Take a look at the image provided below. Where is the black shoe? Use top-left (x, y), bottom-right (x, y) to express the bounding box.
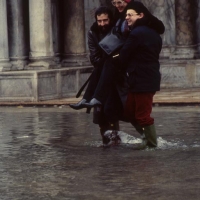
top-left (69, 99), bottom-right (87, 110)
top-left (83, 98), bottom-right (101, 108)
top-left (103, 130), bottom-right (121, 147)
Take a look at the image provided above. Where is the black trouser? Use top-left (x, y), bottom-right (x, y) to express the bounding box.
top-left (103, 86), bottom-right (123, 123)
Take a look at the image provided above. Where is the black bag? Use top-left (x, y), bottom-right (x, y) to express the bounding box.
top-left (99, 20), bottom-right (126, 55)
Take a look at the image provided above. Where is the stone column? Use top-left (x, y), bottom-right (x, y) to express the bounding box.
top-left (84, 0), bottom-right (101, 52)
top-left (160, 0), bottom-right (176, 59)
top-left (170, 0), bottom-right (196, 59)
top-left (28, 0), bottom-right (57, 69)
top-left (7, 0), bottom-right (29, 70)
top-left (62, 0), bottom-right (88, 67)
top-left (0, 0), bottom-right (12, 71)
top-left (195, 0), bottom-right (200, 58)
top-left (52, 0), bottom-right (61, 63)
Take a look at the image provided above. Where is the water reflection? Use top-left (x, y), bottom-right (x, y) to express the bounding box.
top-left (1, 106), bottom-right (199, 149)
top-left (0, 106), bottom-right (199, 199)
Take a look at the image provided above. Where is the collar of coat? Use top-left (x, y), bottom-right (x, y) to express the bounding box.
top-left (90, 22), bottom-right (99, 34)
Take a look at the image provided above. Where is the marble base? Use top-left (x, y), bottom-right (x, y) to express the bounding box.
top-left (61, 54), bottom-right (90, 67)
top-left (0, 66), bottom-right (92, 102)
top-left (26, 61), bottom-right (60, 70)
top-left (160, 46), bottom-right (173, 59)
top-left (0, 62), bottom-right (12, 71)
top-left (10, 59), bottom-right (28, 70)
top-left (1, 60), bottom-right (200, 102)
top-left (170, 46), bottom-right (197, 59)
top-left (160, 59), bottom-right (200, 88)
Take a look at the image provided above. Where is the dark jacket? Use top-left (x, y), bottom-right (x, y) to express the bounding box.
top-left (83, 22), bottom-right (110, 101)
top-left (87, 22), bottom-right (110, 68)
top-left (119, 25), bottom-right (162, 92)
top-left (86, 22), bottom-right (118, 124)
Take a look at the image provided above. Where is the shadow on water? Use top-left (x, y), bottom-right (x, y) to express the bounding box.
top-left (0, 106), bottom-right (200, 200)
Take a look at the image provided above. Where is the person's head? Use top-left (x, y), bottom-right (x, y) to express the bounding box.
top-left (125, 1), bottom-right (151, 27)
top-left (111, 0), bottom-right (131, 13)
top-left (95, 6), bottom-right (113, 32)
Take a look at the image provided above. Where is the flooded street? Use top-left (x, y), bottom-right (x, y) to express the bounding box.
top-left (0, 106), bottom-right (200, 200)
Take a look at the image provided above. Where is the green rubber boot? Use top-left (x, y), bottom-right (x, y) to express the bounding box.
top-left (132, 123), bottom-right (148, 149)
top-left (132, 124), bottom-right (157, 149)
top-left (143, 124), bottom-right (157, 148)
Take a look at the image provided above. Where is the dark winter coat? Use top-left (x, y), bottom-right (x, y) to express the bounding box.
top-left (87, 22), bottom-right (110, 68)
top-left (86, 22), bottom-right (117, 124)
top-left (119, 25), bottom-right (162, 92)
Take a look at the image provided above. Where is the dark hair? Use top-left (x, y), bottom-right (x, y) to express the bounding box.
top-left (126, 1), bottom-right (150, 17)
top-left (126, 1), bottom-right (165, 34)
top-left (95, 6), bottom-right (113, 22)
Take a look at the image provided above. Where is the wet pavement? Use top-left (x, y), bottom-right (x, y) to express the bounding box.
top-left (0, 106), bottom-right (200, 200)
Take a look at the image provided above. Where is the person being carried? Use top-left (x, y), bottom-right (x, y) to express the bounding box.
top-left (69, 6), bottom-right (113, 110)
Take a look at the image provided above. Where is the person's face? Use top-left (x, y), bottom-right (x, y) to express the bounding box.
top-left (111, 0), bottom-right (128, 13)
top-left (96, 13), bottom-right (111, 32)
top-left (125, 9), bottom-right (143, 27)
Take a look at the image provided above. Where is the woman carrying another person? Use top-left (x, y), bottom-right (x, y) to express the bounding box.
top-left (84, 1), bottom-right (163, 149)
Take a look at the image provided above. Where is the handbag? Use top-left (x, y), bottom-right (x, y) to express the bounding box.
top-left (99, 20), bottom-right (127, 55)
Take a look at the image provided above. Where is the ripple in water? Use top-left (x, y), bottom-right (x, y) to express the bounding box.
top-left (86, 130), bottom-right (191, 150)
top-left (118, 132), bottom-right (188, 150)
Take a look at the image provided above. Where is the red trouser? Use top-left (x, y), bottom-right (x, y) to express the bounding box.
top-left (124, 92), bottom-right (155, 127)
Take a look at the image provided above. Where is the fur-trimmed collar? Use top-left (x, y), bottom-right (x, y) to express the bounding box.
top-left (90, 22), bottom-right (99, 34)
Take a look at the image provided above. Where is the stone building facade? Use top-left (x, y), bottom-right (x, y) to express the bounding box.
top-left (0, 0), bottom-right (200, 101)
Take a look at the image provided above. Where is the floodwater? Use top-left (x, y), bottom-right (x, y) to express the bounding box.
top-left (0, 106), bottom-right (200, 200)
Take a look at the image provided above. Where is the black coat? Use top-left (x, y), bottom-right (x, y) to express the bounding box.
top-left (86, 22), bottom-right (121, 124)
top-left (82, 23), bottom-right (109, 101)
top-left (87, 22), bottom-right (109, 68)
top-left (119, 25), bottom-right (162, 92)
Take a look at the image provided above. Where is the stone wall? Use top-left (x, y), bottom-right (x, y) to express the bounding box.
top-left (0, 0), bottom-right (200, 102)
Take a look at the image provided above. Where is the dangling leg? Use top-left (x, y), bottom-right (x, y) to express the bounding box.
top-left (84, 58), bottom-right (117, 108)
top-left (69, 66), bottom-right (102, 110)
top-left (69, 99), bottom-right (87, 110)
